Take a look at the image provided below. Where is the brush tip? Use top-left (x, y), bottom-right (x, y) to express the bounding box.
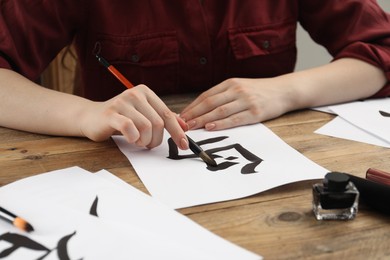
top-left (14, 217), bottom-right (34, 232)
top-left (200, 151), bottom-right (217, 167)
top-left (25, 223), bottom-right (34, 232)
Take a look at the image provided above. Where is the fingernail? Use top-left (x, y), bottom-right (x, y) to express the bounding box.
top-left (176, 116), bottom-right (189, 131)
top-left (180, 137), bottom-right (189, 150)
top-left (205, 123), bottom-right (216, 130)
top-left (187, 120), bottom-right (196, 129)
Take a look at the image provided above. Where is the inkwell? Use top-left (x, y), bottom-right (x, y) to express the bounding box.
top-left (312, 172), bottom-right (359, 220)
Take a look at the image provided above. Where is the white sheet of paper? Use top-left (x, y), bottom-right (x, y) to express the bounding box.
top-left (0, 167), bottom-right (260, 260)
top-left (93, 170), bottom-right (260, 260)
top-left (328, 98), bottom-right (390, 143)
top-left (315, 116), bottom-right (390, 148)
top-left (0, 204), bottom-right (198, 260)
top-left (113, 124), bottom-right (327, 209)
top-left (311, 106), bottom-right (335, 114)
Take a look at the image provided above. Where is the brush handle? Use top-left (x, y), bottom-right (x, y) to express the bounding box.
top-left (187, 135), bottom-right (202, 155)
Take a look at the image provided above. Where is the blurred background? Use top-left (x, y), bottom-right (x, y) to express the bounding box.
top-left (296, 0), bottom-right (390, 71)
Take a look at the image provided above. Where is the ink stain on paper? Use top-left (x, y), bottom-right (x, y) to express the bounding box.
top-left (167, 136), bottom-right (263, 174)
top-left (0, 231), bottom-right (78, 259)
top-left (379, 110), bottom-right (390, 117)
top-left (89, 196), bottom-right (99, 217)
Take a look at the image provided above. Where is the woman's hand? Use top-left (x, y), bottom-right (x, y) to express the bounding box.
top-left (180, 77), bottom-right (293, 131)
top-left (79, 85), bottom-right (189, 149)
top-left (180, 59), bottom-right (387, 131)
top-left (0, 69), bottom-right (188, 150)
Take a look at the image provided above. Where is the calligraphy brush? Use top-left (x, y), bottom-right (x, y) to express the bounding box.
top-left (186, 135), bottom-right (217, 166)
top-left (0, 206), bottom-right (34, 232)
top-left (95, 54), bottom-right (217, 167)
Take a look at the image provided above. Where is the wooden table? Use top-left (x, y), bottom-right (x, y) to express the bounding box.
top-left (1, 95), bottom-right (390, 259)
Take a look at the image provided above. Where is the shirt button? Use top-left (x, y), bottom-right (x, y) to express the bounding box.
top-left (199, 57), bottom-right (208, 65)
top-left (262, 40), bottom-right (270, 50)
top-left (131, 54), bottom-right (140, 63)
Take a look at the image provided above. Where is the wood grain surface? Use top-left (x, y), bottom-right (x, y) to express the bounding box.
top-left (1, 95), bottom-right (389, 259)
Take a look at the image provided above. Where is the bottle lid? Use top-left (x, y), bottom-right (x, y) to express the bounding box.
top-left (324, 172), bottom-right (350, 191)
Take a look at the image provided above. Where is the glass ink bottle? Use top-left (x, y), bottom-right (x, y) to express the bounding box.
top-left (312, 172), bottom-right (359, 220)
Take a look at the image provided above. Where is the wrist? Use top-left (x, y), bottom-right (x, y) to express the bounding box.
top-left (271, 73), bottom-right (309, 113)
top-left (76, 100), bottom-right (99, 139)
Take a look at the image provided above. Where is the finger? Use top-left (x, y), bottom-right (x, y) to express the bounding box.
top-left (109, 113), bottom-right (140, 143)
top-left (144, 89), bottom-right (188, 150)
top-left (133, 100), bottom-right (165, 149)
top-left (204, 110), bottom-right (260, 131)
top-left (156, 104), bottom-right (189, 150)
top-left (181, 92), bottom-right (235, 126)
top-left (186, 97), bottom-right (245, 129)
top-left (113, 104), bottom-right (154, 147)
top-left (181, 81), bottom-right (227, 114)
top-left (117, 87), bottom-right (162, 148)
top-left (176, 114), bottom-right (189, 131)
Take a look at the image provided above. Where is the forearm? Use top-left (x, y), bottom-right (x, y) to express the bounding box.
top-left (282, 58), bottom-right (387, 111)
top-left (0, 68), bottom-right (91, 137)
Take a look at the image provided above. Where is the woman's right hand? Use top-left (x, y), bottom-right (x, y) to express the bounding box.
top-left (79, 84), bottom-right (189, 150)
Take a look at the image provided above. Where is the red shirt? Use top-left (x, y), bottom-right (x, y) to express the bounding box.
top-left (1, 0), bottom-right (390, 101)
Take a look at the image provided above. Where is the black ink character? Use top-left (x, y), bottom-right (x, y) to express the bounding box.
top-left (167, 136), bottom-right (263, 174)
top-left (89, 196), bottom-right (99, 217)
top-left (379, 110), bottom-right (390, 117)
top-left (0, 231), bottom-right (80, 260)
top-left (0, 195), bottom-right (101, 259)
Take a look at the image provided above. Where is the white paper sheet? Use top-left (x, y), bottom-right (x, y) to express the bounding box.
top-left (315, 116), bottom-right (390, 148)
top-left (0, 167), bottom-right (261, 260)
top-left (113, 124), bottom-right (327, 209)
top-left (328, 98), bottom-right (390, 143)
top-left (311, 106), bottom-right (336, 114)
top-left (313, 99), bottom-right (390, 148)
top-left (93, 170), bottom-right (260, 259)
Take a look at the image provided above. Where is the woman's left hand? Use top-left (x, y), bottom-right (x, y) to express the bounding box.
top-left (180, 77), bottom-right (293, 131)
top-left (180, 59), bottom-right (388, 131)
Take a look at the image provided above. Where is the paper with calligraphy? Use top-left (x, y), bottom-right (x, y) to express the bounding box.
top-left (0, 167), bottom-right (260, 260)
top-left (314, 98), bottom-right (390, 147)
top-left (113, 124), bottom-right (327, 209)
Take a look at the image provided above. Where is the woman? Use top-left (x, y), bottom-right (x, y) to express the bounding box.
top-left (0, 0), bottom-right (389, 150)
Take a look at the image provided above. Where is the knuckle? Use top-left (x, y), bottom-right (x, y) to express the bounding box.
top-left (119, 121), bottom-right (139, 143)
top-left (138, 84), bottom-right (155, 96)
top-left (226, 77), bottom-right (239, 85)
top-left (110, 97), bottom-right (125, 109)
top-left (137, 84), bottom-right (149, 90)
top-left (203, 96), bottom-right (215, 107)
top-left (123, 89), bottom-right (144, 102)
top-left (161, 109), bottom-right (175, 120)
top-left (216, 105), bottom-right (229, 117)
top-left (248, 100), bottom-right (262, 116)
top-left (231, 115), bottom-right (243, 125)
top-left (232, 85), bottom-right (247, 95)
top-left (198, 91), bottom-right (208, 100)
top-left (137, 121), bottom-right (152, 134)
top-left (151, 117), bottom-right (165, 130)
top-left (249, 106), bottom-right (261, 117)
top-left (118, 120), bottom-right (131, 132)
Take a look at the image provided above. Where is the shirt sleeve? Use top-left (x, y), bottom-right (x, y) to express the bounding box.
top-left (0, 1), bottom-right (84, 81)
top-left (298, 0), bottom-right (390, 97)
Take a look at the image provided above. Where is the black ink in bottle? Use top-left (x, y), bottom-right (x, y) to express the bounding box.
top-left (312, 172), bottom-right (359, 220)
